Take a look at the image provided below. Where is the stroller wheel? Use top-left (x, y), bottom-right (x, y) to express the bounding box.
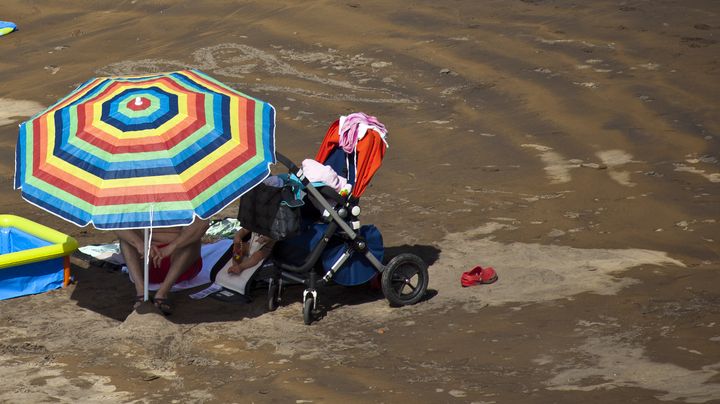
top-left (303, 296), bottom-right (315, 325)
top-left (381, 253), bottom-right (429, 307)
top-left (268, 281), bottom-right (280, 312)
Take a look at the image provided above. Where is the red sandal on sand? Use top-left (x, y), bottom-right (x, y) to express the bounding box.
top-left (461, 266), bottom-right (498, 287)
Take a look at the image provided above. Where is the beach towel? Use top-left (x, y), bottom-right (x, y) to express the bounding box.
top-left (80, 239), bottom-right (232, 292)
top-left (127, 239), bottom-right (231, 291)
top-left (301, 158), bottom-right (348, 192)
top-left (210, 232), bottom-right (273, 296)
top-left (338, 112), bottom-right (387, 153)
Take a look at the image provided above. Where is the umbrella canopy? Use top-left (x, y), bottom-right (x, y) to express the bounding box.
top-left (14, 69), bottom-right (276, 230)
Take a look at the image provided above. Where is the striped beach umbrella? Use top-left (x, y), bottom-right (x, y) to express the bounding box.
top-left (14, 69), bottom-right (276, 230)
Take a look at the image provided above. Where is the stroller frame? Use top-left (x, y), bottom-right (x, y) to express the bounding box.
top-left (264, 153), bottom-right (429, 324)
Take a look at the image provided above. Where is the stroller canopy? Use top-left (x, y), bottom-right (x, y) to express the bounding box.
top-left (314, 119), bottom-right (387, 199)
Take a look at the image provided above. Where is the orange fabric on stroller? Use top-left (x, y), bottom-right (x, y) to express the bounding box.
top-left (313, 119), bottom-right (387, 199)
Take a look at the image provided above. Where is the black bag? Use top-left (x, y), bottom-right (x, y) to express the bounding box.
top-left (238, 182), bottom-right (301, 240)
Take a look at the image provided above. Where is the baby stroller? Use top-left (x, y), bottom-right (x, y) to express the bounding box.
top-left (235, 118), bottom-right (429, 324)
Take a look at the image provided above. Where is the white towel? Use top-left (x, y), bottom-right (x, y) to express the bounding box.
top-left (125, 239), bottom-right (233, 292)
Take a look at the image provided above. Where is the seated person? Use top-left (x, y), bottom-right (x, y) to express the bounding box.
top-left (209, 227), bottom-right (274, 297)
top-left (228, 227), bottom-right (275, 275)
top-left (115, 219), bottom-right (210, 314)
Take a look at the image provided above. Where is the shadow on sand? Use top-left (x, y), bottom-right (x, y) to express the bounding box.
top-left (69, 243), bottom-right (441, 325)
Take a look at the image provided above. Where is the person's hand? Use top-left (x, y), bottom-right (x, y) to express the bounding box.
top-left (227, 261), bottom-right (247, 275)
top-left (151, 243), bottom-right (176, 269)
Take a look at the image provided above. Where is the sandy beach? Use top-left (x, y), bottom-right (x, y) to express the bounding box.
top-left (1, 0), bottom-right (719, 402)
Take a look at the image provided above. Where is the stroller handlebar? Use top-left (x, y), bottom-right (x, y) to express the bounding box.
top-left (276, 151), bottom-right (348, 204)
top-left (275, 152), bottom-right (298, 172)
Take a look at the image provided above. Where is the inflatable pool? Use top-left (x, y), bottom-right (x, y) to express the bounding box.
top-left (0, 215), bottom-right (78, 300)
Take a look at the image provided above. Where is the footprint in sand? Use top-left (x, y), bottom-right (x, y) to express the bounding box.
top-left (521, 144), bottom-right (639, 187)
top-left (596, 149), bottom-right (637, 187)
top-left (674, 154), bottom-right (720, 183)
top-left (521, 144), bottom-right (574, 184)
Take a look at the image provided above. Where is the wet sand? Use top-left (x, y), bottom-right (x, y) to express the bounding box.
top-left (1, 0), bottom-right (719, 402)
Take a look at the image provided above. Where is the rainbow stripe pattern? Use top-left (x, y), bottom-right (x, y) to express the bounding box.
top-left (15, 69), bottom-right (276, 229)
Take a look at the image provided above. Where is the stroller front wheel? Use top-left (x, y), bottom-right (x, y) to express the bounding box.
top-left (381, 253), bottom-right (429, 307)
top-left (268, 281), bottom-right (280, 312)
top-left (303, 296), bottom-right (315, 325)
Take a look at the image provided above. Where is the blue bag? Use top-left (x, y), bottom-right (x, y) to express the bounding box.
top-left (274, 223), bottom-right (383, 286)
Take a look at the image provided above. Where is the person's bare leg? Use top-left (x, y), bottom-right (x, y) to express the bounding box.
top-left (153, 238), bottom-right (202, 302)
top-left (116, 229), bottom-right (146, 300)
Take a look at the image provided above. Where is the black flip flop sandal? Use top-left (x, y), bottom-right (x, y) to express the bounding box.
top-left (152, 297), bottom-right (173, 315)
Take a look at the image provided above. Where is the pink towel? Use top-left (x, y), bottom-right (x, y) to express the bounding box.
top-left (301, 159), bottom-right (348, 192)
top-left (338, 112), bottom-right (387, 153)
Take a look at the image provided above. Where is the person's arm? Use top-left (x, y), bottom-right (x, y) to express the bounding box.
top-left (173, 219), bottom-right (210, 249)
top-left (228, 240), bottom-right (275, 274)
top-left (151, 219), bottom-right (210, 268)
top-left (232, 227), bottom-right (251, 260)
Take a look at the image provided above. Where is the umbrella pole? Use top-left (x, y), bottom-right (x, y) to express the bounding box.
top-left (143, 228), bottom-right (150, 302)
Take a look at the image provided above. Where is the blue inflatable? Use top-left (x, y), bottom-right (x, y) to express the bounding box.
top-left (0, 215), bottom-right (78, 300)
top-left (0, 21), bottom-right (17, 37)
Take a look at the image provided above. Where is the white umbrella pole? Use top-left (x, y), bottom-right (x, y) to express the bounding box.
top-left (143, 228), bottom-right (150, 302)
